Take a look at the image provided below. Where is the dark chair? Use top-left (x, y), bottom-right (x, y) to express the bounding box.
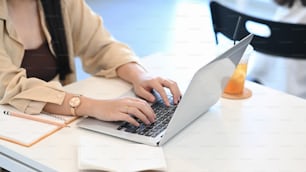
top-left (209, 1), bottom-right (306, 59)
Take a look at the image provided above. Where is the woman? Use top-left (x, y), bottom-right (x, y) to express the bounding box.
top-left (247, 0), bottom-right (306, 99)
top-left (0, 0), bottom-right (181, 126)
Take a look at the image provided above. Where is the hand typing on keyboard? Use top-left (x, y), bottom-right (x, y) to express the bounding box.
top-left (117, 95), bottom-right (177, 137)
top-left (89, 66), bottom-right (182, 127)
top-left (130, 74), bottom-right (182, 107)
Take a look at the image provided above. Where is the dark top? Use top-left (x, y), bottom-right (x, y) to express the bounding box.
top-left (21, 42), bottom-right (58, 82)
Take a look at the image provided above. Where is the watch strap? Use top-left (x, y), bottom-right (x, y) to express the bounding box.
top-left (69, 95), bottom-right (81, 116)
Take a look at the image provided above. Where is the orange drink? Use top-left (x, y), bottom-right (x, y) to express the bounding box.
top-left (224, 63), bottom-right (247, 95)
top-left (222, 45), bottom-right (253, 99)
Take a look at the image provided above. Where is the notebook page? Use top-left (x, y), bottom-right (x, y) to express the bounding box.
top-left (0, 104), bottom-right (78, 126)
top-left (36, 113), bottom-right (78, 125)
top-left (0, 114), bottom-right (58, 147)
top-left (78, 135), bottom-right (167, 171)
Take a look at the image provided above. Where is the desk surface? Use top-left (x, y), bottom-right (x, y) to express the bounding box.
top-left (1, 51), bottom-right (306, 171)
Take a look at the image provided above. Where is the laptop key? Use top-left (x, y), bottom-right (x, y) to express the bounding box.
top-left (124, 125), bottom-right (138, 133)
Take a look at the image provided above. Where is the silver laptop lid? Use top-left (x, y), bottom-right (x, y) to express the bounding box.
top-left (159, 34), bottom-right (253, 145)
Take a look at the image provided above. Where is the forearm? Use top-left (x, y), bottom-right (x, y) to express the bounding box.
top-left (116, 62), bottom-right (147, 85)
top-left (43, 92), bottom-right (96, 117)
top-left (43, 91), bottom-right (155, 126)
top-left (43, 63), bottom-right (146, 117)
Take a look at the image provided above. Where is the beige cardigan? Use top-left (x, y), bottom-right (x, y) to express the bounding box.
top-left (0, 0), bottom-right (139, 114)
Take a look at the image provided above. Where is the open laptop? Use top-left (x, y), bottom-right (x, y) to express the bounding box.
top-left (77, 34), bottom-right (254, 146)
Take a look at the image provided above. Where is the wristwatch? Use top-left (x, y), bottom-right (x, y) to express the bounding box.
top-left (69, 95), bottom-right (82, 116)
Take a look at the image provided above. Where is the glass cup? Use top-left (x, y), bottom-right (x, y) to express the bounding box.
top-left (223, 45), bottom-right (253, 99)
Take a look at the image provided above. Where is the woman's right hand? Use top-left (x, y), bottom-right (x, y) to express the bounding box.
top-left (81, 96), bottom-right (156, 126)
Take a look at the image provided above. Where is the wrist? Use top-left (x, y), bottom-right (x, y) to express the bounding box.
top-left (69, 95), bottom-right (82, 116)
top-left (73, 96), bottom-right (97, 117)
top-left (117, 62), bottom-right (147, 84)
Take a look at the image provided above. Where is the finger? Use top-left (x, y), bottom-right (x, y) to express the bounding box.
top-left (154, 85), bottom-right (170, 106)
top-left (135, 87), bottom-right (156, 103)
top-left (161, 79), bottom-right (182, 104)
top-left (119, 112), bottom-right (140, 126)
top-left (131, 99), bottom-right (156, 122)
top-left (126, 106), bottom-right (152, 125)
top-left (134, 98), bottom-right (156, 117)
top-left (121, 98), bottom-right (155, 123)
top-left (169, 84), bottom-right (182, 105)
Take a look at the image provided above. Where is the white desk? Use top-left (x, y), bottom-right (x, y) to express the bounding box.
top-left (1, 52), bottom-right (306, 172)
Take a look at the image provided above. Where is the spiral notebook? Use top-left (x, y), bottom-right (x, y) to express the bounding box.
top-left (0, 105), bottom-right (78, 147)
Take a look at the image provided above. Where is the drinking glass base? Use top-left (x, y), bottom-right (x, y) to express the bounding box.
top-left (222, 88), bottom-right (252, 99)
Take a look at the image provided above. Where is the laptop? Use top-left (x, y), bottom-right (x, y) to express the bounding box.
top-left (77, 34), bottom-right (254, 146)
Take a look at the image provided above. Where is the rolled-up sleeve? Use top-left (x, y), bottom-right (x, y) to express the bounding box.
top-left (0, 50), bottom-right (65, 114)
top-left (0, 1), bottom-right (67, 114)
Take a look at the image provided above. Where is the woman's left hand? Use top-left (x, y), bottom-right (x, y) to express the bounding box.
top-left (132, 73), bottom-right (182, 106)
top-left (117, 62), bottom-right (182, 106)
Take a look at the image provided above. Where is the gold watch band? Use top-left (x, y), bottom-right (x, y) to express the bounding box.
top-left (71, 106), bottom-right (77, 116)
top-left (69, 95), bottom-right (82, 116)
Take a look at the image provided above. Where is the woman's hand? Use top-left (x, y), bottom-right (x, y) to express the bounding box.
top-left (132, 73), bottom-right (182, 106)
top-left (82, 96), bottom-right (156, 126)
top-left (117, 62), bottom-right (182, 106)
top-left (44, 93), bottom-right (156, 126)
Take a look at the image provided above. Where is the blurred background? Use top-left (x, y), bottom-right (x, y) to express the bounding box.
top-left (77, 0), bottom-right (278, 80)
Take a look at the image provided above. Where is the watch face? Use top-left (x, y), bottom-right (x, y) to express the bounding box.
top-left (70, 97), bottom-right (81, 107)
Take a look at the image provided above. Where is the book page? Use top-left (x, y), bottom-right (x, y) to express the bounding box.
top-left (0, 114), bottom-right (58, 147)
top-left (78, 135), bottom-right (167, 172)
top-left (0, 105), bottom-right (78, 126)
top-left (35, 113), bottom-right (78, 125)
top-left (0, 105), bottom-right (75, 147)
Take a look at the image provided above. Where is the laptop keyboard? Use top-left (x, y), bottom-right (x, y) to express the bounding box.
top-left (117, 95), bottom-right (177, 137)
